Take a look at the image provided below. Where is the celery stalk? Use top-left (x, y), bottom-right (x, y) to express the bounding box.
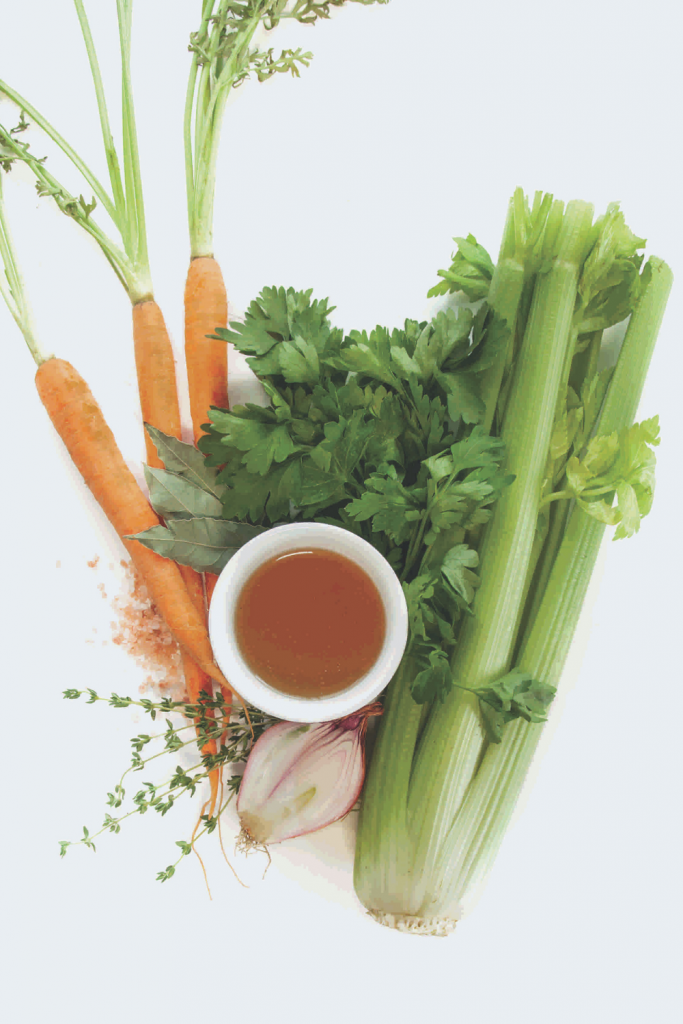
top-left (363, 256), bottom-right (672, 929)
top-left (481, 189), bottom-right (554, 432)
top-left (353, 657), bottom-right (423, 913)
top-left (404, 201), bottom-right (595, 894)
top-left (354, 192), bottom-right (670, 933)
top-left (355, 199), bottom-right (597, 923)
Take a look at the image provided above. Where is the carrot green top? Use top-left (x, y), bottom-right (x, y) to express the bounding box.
top-left (0, 0), bottom-right (153, 305)
top-left (184, 1), bottom-right (389, 259)
top-left (0, 172), bottom-right (47, 365)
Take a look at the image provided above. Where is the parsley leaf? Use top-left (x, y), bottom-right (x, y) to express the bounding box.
top-left (208, 407), bottom-right (302, 476)
top-left (216, 286), bottom-right (343, 384)
top-left (472, 669), bottom-right (557, 743)
top-left (440, 544), bottom-right (480, 605)
top-left (412, 648), bottom-right (453, 704)
top-left (346, 466), bottom-right (424, 544)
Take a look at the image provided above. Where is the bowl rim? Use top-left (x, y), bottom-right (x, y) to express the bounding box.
top-left (208, 522), bottom-right (408, 723)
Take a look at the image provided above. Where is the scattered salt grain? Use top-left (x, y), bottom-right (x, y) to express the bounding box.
top-left (110, 561), bottom-right (184, 697)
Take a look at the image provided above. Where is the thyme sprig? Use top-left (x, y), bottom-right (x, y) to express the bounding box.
top-left (60, 689), bottom-right (274, 880)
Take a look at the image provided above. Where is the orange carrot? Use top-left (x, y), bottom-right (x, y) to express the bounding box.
top-left (185, 257), bottom-right (232, 716)
top-left (35, 357), bottom-right (231, 693)
top-left (184, 256), bottom-right (229, 443)
top-left (205, 572), bottom-right (219, 605)
top-left (132, 300), bottom-right (182, 466)
top-left (179, 562), bottom-right (220, 814)
top-left (131, 297), bottom-right (223, 811)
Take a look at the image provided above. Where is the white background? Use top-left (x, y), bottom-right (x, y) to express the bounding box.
top-left (1, 2), bottom-right (681, 1022)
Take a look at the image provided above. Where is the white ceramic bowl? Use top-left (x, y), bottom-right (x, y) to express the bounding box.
top-left (208, 522), bottom-right (408, 723)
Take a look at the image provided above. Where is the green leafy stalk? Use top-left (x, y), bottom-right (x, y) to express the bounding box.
top-left (427, 190), bottom-right (556, 433)
top-left (426, 257), bottom-right (672, 918)
top-left (185, 1), bottom-right (270, 258)
top-left (353, 656), bottom-right (425, 911)
top-left (0, 78), bottom-right (117, 221)
top-left (479, 189), bottom-right (554, 431)
top-left (116, 0), bottom-right (151, 286)
top-left (353, 196), bottom-right (663, 930)
top-left (72, 0), bottom-right (127, 223)
top-left (399, 201), bottom-right (595, 905)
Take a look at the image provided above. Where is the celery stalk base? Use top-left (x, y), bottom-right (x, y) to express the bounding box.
top-left (367, 912), bottom-right (459, 937)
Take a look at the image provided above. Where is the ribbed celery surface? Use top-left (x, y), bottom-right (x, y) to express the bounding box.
top-left (354, 193), bottom-right (672, 932)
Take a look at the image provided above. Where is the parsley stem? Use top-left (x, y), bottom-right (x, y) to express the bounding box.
top-left (401, 511), bottom-right (430, 581)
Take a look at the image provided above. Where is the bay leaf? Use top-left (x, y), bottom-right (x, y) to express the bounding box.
top-left (128, 518), bottom-right (264, 573)
top-left (145, 425), bottom-right (224, 498)
top-left (144, 466), bottom-right (224, 519)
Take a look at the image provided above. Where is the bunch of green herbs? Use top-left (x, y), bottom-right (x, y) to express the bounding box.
top-left (135, 271), bottom-right (554, 732)
top-left (59, 688), bottom-right (274, 881)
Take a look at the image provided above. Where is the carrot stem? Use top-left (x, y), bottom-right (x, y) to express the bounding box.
top-left (73, 0), bottom-right (127, 222)
top-left (0, 1), bottom-right (154, 303)
top-left (0, 175), bottom-right (46, 364)
top-left (0, 77), bottom-right (117, 222)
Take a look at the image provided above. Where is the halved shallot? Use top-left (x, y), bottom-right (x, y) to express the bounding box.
top-left (236, 704), bottom-right (382, 849)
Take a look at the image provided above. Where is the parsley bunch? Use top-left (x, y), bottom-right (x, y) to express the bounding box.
top-left (193, 289), bottom-right (542, 716)
top-left (134, 287), bottom-right (531, 718)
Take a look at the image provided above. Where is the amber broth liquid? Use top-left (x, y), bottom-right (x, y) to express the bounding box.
top-left (234, 548), bottom-right (386, 698)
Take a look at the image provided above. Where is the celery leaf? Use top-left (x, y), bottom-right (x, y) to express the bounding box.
top-left (564, 417), bottom-right (660, 539)
top-left (427, 235), bottom-right (494, 300)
